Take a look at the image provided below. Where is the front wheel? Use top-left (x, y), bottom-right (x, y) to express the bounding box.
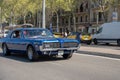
top-left (27, 46), bottom-right (39, 61)
top-left (87, 40), bottom-right (92, 45)
top-left (93, 39), bottom-right (98, 45)
top-left (62, 53), bottom-right (73, 59)
top-left (2, 44), bottom-right (10, 56)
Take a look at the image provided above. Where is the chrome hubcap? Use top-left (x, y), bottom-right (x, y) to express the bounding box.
top-left (3, 45), bottom-right (7, 55)
top-left (28, 47), bottom-right (33, 60)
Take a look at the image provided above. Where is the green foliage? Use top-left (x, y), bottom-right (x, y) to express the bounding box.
top-left (0, 0), bottom-right (77, 24)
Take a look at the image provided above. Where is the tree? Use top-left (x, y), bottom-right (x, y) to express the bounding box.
top-left (62, 0), bottom-right (80, 32)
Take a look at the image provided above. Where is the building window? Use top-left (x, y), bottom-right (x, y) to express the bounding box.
top-left (76, 8), bottom-right (78, 13)
top-left (70, 17), bottom-right (73, 24)
top-left (66, 19), bottom-right (68, 24)
top-left (62, 18), bottom-right (64, 25)
top-left (99, 12), bottom-right (102, 21)
top-left (85, 15), bottom-right (88, 22)
top-left (80, 3), bottom-right (84, 12)
top-left (76, 17), bottom-right (78, 23)
top-left (80, 16), bottom-right (83, 22)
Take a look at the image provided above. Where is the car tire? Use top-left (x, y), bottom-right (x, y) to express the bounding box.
top-left (93, 39), bottom-right (98, 45)
top-left (105, 43), bottom-right (109, 45)
top-left (27, 46), bottom-right (39, 61)
top-left (117, 39), bottom-right (120, 46)
top-left (87, 40), bottom-right (92, 45)
top-left (63, 53), bottom-right (73, 59)
top-left (2, 44), bottom-right (10, 56)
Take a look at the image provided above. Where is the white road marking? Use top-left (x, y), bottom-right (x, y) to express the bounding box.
top-left (74, 53), bottom-right (120, 61)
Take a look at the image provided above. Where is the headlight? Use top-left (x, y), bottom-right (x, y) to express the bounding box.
top-left (44, 44), bottom-right (50, 48)
top-left (43, 43), bottom-right (51, 49)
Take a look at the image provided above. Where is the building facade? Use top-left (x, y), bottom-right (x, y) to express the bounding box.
top-left (52, 0), bottom-right (120, 34)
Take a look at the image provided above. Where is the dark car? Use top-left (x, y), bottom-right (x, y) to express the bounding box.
top-left (0, 28), bottom-right (80, 61)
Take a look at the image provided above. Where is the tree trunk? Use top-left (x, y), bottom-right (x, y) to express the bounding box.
top-left (36, 10), bottom-right (38, 27)
top-left (68, 16), bottom-right (71, 31)
top-left (33, 15), bottom-right (36, 27)
top-left (107, 5), bottom-right (114, 22)
top-left (23, 15), bottom-right (26, 24)
top-left (73, 13), bottom-right (76, 32)
top-left (56, 13), bottom-right (59, 32)
top-left (0, 7), bottom-right (2, 32)
top-left (38, 11), bottom-right (41, 28)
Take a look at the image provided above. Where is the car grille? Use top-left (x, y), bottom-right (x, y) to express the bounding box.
top-left (62, 42), bottom-right (78, 48)
top-left (43, 42), bottom-right (60, 49)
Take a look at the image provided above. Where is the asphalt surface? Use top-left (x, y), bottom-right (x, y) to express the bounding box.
top-left (0, 44), bottom-right (120, 80)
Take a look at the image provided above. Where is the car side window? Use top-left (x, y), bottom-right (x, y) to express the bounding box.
top-left (11, 30), bottom-right (21, 39)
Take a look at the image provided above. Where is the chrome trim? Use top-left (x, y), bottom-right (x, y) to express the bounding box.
top-left (62, 42), bottom-right (79, 48)
top-left (39, 44), bottom-right (80, 51)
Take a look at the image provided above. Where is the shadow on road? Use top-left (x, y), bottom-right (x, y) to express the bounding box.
top-left (77, 50), bottom-right (120, 59)
top-left (0, 53), bottom-right (66, 62)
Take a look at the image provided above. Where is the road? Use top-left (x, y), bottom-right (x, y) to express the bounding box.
top-left (0, 44), bottom-right (120, 80)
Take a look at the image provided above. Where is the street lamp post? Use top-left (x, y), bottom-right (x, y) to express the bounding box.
top-left (0, 7), bottom-right (2, 32)
top-left (42, 0), bottom-right (46, 28)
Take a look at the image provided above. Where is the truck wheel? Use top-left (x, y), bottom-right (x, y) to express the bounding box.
top-left (2, 44), bottom-right (10, 56)
top-left (63, 53), bottom-right (73, 59)
top-left (93, 39), bottom-right (98, 45)
top-left (117, 40), bottom-right (120, 46)
top-left (27, 46), bottom-right (39, 61)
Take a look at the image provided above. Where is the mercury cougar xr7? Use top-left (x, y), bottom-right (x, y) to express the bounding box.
top-left (0, 28), bottom-right (80, 61)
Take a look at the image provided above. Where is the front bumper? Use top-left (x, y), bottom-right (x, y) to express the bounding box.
top-left (37, 50), bottom-right (75, 56)
top-left (81, 40), bottom-right (91, 43)
top-left (37, 45), bottom-right (80, 55)
top-left (40, 47), bottom-right (80, 51)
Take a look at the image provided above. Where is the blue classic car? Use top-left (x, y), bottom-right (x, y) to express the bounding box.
top-left (0, 28), bottom-right (80, 61)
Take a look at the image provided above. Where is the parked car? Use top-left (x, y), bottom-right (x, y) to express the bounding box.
top-left (53, 32), bottom-right (63, 38)
top-left (80, 33), bottom-right (92, 45)
top-left (0, 28), bottom-right (80, 61)
top-left (67, 32), bottom-right (81, 43)
top-left (92, 22), bottom-right (120, 46)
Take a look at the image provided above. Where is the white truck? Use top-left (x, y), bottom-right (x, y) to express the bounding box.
top-left (92, 22), bottom-right (120, 46)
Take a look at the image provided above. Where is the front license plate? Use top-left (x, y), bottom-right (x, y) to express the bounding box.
top-left (58, 51), bottom-right (64, 56)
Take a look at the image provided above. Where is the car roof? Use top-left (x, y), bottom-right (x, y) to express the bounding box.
top-left (13, 28), bottom-right (48, 31)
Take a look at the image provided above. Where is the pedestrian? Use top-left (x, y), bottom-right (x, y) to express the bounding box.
top-left (64, 32), bottom-right (68, 38)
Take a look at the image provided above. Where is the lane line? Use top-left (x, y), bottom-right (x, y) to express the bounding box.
top-left (74, 53), bottom-right (120, 61)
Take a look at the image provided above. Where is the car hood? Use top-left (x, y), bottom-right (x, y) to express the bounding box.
top-left (28, 37), bottom-right (79, 43)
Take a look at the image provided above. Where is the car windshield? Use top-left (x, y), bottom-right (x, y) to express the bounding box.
top-left (81, 33), bottom-right (91, 36)
top-left (23, 29), bottom-right (53, 38)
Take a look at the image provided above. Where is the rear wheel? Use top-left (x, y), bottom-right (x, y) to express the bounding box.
top-left (117, 39), bottom-right (120, 46)
top-left (27, 46), bottom-right (39, 61)
top-left (93, 39), bottom-right (98, 45)
top-left (63, 53), bottom-right (73, 59)
top-left (2, 44), bottom-right (10, 56)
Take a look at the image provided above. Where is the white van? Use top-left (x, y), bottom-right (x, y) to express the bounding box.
top-left (92, 22), bottom-right (120, 46)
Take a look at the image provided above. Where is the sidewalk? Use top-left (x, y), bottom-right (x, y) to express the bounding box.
top-left (80, 46), bottom-right (120, 55)
top-left (77, 46), bottom-right (120, 59)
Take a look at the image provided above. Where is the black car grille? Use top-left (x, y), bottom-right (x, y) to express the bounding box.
top-left (43, 42), bottom-right (60, 49)
top-left (62, 42), bottom-right (78, 48)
